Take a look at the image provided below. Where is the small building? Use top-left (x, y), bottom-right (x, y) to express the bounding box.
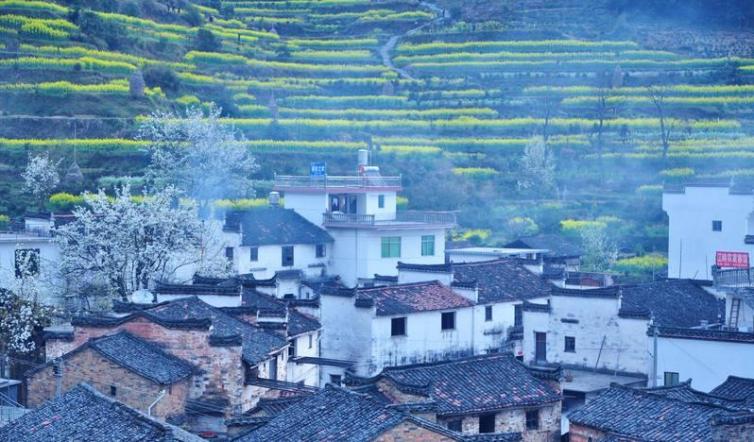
top-left (26, 331), bottom-right (197, 420)
top-left (663, 180), bottom-right (754, 281)
top-left (351, 353), bottom-right (562, 441)
top-left (505, 234), bottom-right (583, 272)
top-left (0, 383), bottom-right (202, 441)
top-left (232, 384), bottom-right (475, 442)
top-left (568, 383), bottom-right (754, 442)
top-left (320, 280), bottom-right (475, 378)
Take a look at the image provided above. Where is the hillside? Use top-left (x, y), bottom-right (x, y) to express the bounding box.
top-left (2, 0), bottom-right (754, 260)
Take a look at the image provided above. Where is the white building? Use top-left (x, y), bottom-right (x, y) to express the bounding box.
top-left (273, 151), bottom-right (455, 286)
top-left (663, 181), bottom-right (754, 281)
top-left (319, 280), bottom-right (476, 378)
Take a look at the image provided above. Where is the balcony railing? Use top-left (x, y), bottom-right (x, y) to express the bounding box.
top-left (322, 210), bottom-right (456, 227)
top-left (713, 267), bottom-right (754, 288)
top-left (274, 174), bottom-right (402, 190)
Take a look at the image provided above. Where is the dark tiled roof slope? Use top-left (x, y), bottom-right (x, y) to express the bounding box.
top-left (357, 281), bottom-right (474, 316)
top-left (505, 234), bottom-right (583, 258)
top-left (453, 259), bottom-right (552, 303)
top-left (645, 381), bottom-right (746, 409)
top-left (568, 385), bottom-right (736, 441)
top-left (241, 289), bottom-right (287, 314)
top-left (711, 376), bottom-right (754, 407)
top-left (0, 384), bottom-right (202, 442)
top-left (145, 297), bottom-right (287, 365)
top-left (288, 309), bottom-right (321, 336)
top-left (226, 207), bottom-right (333, 246)
top-left (89, 332), bottom-right (196, 385)
top-left (381, 353), bottom-right (560, 416)
top-left (620, 279), bottom-right (724, 327)
top-left (235, 385), bottom-right (463, 441)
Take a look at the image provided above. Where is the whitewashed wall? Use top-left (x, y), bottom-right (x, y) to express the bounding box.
top-left (0, 237), bottom-right (62, 306)
top-left (287, 331), bottom-right (320, 386)
top-left (155, 293), bottom-right (241, 307)
top-left (283, 193), bottom-right (328, 226)
top-left (233, 243), bottom-right (330, 280)
top-left (663, 186), bottom-right (754, 280)
top-left (319, 295), bottom-right (373, 368)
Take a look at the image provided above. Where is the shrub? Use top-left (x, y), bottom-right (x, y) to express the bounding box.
top-left (47, 192), bottom-right (85, 212)
top-left (194, 28), bottom-right (220, 52)
top-left (0, 214), bottom-right (9, 230)
top-left (143, 66), bottom-right (181, 93)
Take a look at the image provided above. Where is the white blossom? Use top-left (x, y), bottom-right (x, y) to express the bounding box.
top-left (517, 136), bottom-right (556, 194)
top-left (22, 152), bottom-right (60, 205)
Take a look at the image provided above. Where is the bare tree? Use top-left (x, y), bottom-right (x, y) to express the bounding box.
top-left (648, 85), bottom-right (674, 161)
top-left (538, 94), bottom-right (559, 146)
top-left (588, 87), bottom-right (622, 181)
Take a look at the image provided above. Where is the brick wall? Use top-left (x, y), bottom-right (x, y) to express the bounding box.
top-left (374, 420), bottom-right (455, 442)
top-left (568, 423), bottom-right (606, 442)
top-left (451, 403), bottom-right (560, 442)
top-left (712, 421), bottom-right (754, 442)
top-left (376, 378), bottom-right (431, 404)
top-left (26, 346), bottom-right (189, 419)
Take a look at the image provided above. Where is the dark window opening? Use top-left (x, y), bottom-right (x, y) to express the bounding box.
top-left (479, 413), bottom-right (495, 433)
top-left (514, 304), bottom-right (523, 328)
top-left (308, 334), bottom-right (313, 349)
top-left (378, 194), bottom-right (385, 208)
top-left (564, 336), bottom-right (576, 353)
top-left (712, 220), bottom-right (723, 232)
top-left (225, 247), bottom-right (234, 261)
top-left (441, 312), bottom-right (456, 331)
top-left (526, 410), bottom-right (539, 430)
top-left (244, 365), bottom-right (259, 385)
top-left (282, 246), bottom-right (294, 267)
top-left (447, 418), bottom-right (462, 432)
top-left (316, 244), bottom-right (326, 258)
top-left (535, 332), bottom-right (547, 362)
top-left (664, 372), bottom-right (680, 387)
top-left (269, 356), bottom-right (278, 380)
top-left (288, 340), bottom-right (296, 358)
top-left (330, 374), bottom-right (342, 386)
top-left (250, 247), bottom-right (258, 262)
top-left (110, 385), bottom-right (117, 397)
top-left (15, 248), bottom-right (40, 277)
top-left (391, 317), bottom-right (407, 336)
top-left (485, 305), bottom-right (493, 322)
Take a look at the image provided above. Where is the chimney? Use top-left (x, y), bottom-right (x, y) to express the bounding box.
top-left (268, 191), bottom-right (280, 207)
top-left (358, 149), bottom-right (369, 170)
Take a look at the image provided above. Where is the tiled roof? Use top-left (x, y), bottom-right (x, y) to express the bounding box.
top-left (645, 381), bottom-right (747, 409)
top-left (620, 279), bottom-right (724, 328)
top-left (87, 332), bottom-right (196, 385)
top-left (711, 376), bottom-right (754, 407)
top-left (654, 326), bottom-right (754, 344)
top-left (568, 385), bottom-right (738, 441)
top-left (453, 259), bottom-right (552, 304)
top-left (379, 353), bottom-right (561, 416)
top-left (234, 385), bottom-right (463, 441)
top-left (504, 234), bottom-right (583, 258)
top-left (241, 289), bottom-right (287, 315)
top-left (244, 395), bottom-right (312, 417)
top-left (356, 281), bottom-right (474, 316)
top-left (225, 208), bottom-right (333, 246)
top-left (0, 384), bottom-right (202, 442)
top-left (288, 309), bottom-right (321, 337)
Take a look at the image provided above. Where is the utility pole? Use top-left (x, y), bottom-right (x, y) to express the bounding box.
top-left (652, 323), bottom-right (658, 387)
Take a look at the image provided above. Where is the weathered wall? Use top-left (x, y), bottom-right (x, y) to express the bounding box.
top-left (374, 420), bottom-right (455, 442)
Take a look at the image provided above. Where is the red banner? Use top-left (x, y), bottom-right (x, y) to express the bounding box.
top-left (716, 251), bottom-right (750, 268)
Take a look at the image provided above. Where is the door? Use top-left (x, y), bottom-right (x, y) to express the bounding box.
top-left (535, 332), bottom-right (547, 362)
top-left (269, 355), bottom-right (278, 380)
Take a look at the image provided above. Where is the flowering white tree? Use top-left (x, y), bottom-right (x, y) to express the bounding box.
top-left (22, 152), bottom-right (60, 209)
top-left (517, 137), bottom-right (556, 195)
top-left (580, 225), bottom-right (618, 272)
top-left (54, 185), bottom-right (226, 302)
top-left (138, 105), bottom-right (258, 207)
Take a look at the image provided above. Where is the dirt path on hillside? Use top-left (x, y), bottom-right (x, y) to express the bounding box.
top-left (379, 1), bottom-right (448, 80)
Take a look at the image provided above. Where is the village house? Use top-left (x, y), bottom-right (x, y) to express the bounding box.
top-left (319, 280), bottom-right (476, 379)
top-left (567, 380), bottom-right (754, 442)
top-left (521, 279), bottom-right (723, 411)
top-left (41, 296), bottom-right (292, 433)
top-left (349, 353), bottom-right (562, 441)
top-left (273, 150), bottom-right (456, 286)
top-left (504, 234), bottom-right (583, 273)
top-left (0, 383), bottom-right (203, 442)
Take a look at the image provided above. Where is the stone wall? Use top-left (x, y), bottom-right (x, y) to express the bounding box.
top-left (26, 346), bottom-right (189, 419)
top-left (453, 403), bottom-right (560, 441)
top-left (568, 423), bottom-right (606, 442)
top-left (374, 420), bottom-right (455, 442)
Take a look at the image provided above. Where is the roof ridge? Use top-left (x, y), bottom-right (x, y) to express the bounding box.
top-left (382, 352), bottom-right (511, 372)
top-left (611, 384), bottom-right (742, 412)
top-left (357, 280), bottom-right (444, 292)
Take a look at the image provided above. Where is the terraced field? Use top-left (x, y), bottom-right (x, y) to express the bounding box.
top-left (1, 0), bottom-right (753, 255)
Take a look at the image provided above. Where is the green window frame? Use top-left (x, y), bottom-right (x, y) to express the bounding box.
top-left (381, 236), bottom-right (401, 258)
top-left (421, 235), bottom-right (435, 256)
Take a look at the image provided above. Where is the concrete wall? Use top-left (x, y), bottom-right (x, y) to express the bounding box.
top-left (283, 193), bottom-right (328, 226)
top-left (663, 187), bottom-right (754, 280)
top-left (653, 336), bottom-right (754, 391)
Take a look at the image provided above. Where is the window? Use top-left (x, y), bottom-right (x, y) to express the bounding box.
top-left (391, 317), bottom-right (407, 336)
top-left (421, 235), bottom-right (435, 256)
top-left (525, 410), bottom-right (539, 430)
top-left (14, 248), bottom-right (40, 277)
top-left (447, 419), bottom-right (462, 432)
top-left (288, 340), bottom-right (296, 358)
top-left (564, 336), bottom-right (576, 353)
top-left (514, 304), bottom-right (523, 327)
top-left (225, 247), bottom-right (234, 261)
top-left (479, 413), bottom-right (495, 433)
top-left (244, 365), bottom-right (259, 385)
top-left (330, 374), bottom-right (342, 386)
top-left (712, 220), bottom-right (723, 232)
top-left (316, 244), bottom-right (326, 258)
top-left (535, 332), bottom-right (547, 362)
top-left (282, 246), bottom-right (294, 267)
top-left (485, 305), bottom-right (493, 322)
top-left (269, 356), bottom-right (278, 380)
top-left (378, 194), bottom-right (385, 208)
top-left (109, 385), bottom-right (117, 397)
top-left (250, 247), bottom-right (258, 262)
top-left (441, 312), bottom-right (455, 331)
top-left (308, 334), bottom-right (313, 349)
top-left (381, 236), bottom-right (401, 258)
top-left (664, 372), bottom-right (680, 387)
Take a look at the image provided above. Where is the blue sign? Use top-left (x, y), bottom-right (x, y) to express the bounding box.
top-left (310, 162), bottom-right (326, 177)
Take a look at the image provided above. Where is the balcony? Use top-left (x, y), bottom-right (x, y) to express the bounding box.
top-left (713, 267), bottom-right (754, 288)
top-left (322, 211), bottom-right (457, 229)
top-left (273, 174), bottom-right (402, 192)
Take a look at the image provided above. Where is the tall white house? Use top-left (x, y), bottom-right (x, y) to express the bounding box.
top-left (273, 150), bottom-right (455, 286)
top-left (663, 181), bottom-right (754, 280)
